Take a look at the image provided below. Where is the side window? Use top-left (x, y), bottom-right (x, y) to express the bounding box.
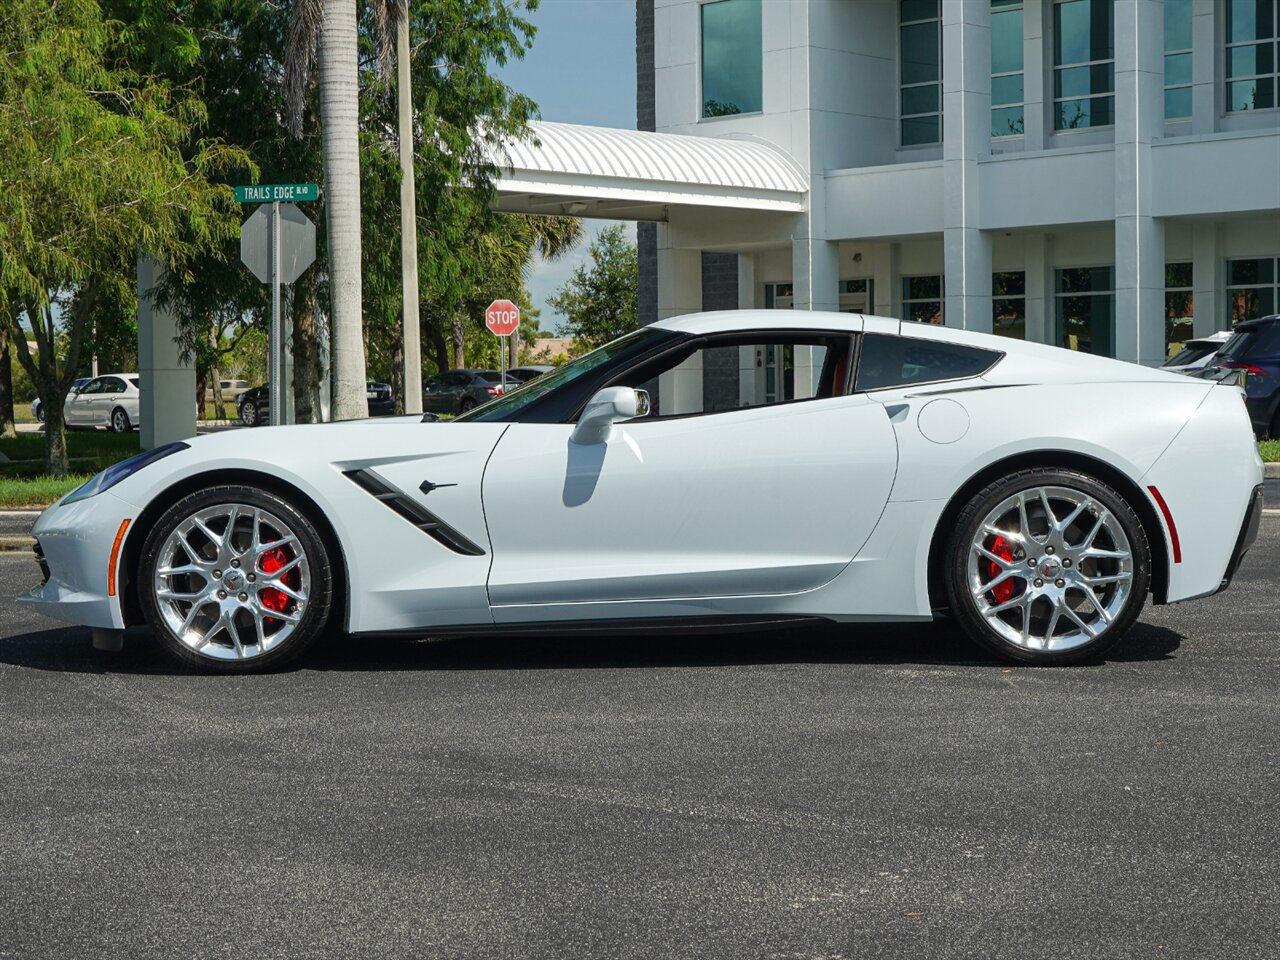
top-left (611, 333), bottom-right (854, 419)
top-left (103, 377), bottom-right (126, 393)
top-left (80, 378), bottom-right (104, 395)
top-left (855, 333), bottom-right (1001, 391)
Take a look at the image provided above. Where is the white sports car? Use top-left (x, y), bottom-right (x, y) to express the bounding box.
top-left (19, 311), bottom-right (1265, 672)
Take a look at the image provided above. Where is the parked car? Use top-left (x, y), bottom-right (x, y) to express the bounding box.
top-left (506, 365), bottom-right (554, 383)
top-left (31, 378), bottom-right (91, 423)
top-left (239, 382), bottom-right (396, 426)
top-left (204, 379), bottom-right (252, 404)
top-left (22, 311), bottom-right (1263, 672)
top-left (422, 369), bottom-right (508, 414)
top-left (33, 374), bottom-right (141, 432)
top-left (1162, 331), bottom-right (1232, 374)
top-left (1205, 314), bottom-right (1280, 438)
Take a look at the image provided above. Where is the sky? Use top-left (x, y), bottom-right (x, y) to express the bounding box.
top-left (494, 0), bottom-right (637, 336)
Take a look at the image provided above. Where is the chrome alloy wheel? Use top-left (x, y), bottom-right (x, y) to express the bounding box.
top-left (966, 485), bottom-right (1134, 652)
top-left (152, 503), bottom-right (310, 660)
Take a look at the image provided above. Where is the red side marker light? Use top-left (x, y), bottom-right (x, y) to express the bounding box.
top-left (1147, 486), bottom-right (1181, 564)
top-left (107, 519), bottom-right (131, 597)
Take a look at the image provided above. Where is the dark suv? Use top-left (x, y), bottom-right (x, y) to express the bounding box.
top-left (1212, 315), bottom-right (1280, 439)
top-left (422, 369), bottom-right (511, 414)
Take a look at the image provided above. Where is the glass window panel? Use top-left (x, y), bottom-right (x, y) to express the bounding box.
top-left (906, 301), bottom-right (944, 324)
top-left (1229, 42), bottom-right (1273, 78)
top-left (904, 275), bottom-right (942, 299)
top-left (1231, 288), bottom-right (1275, 322)
top-left (842, 279), bottom-right (869, 294)
top-left (1056, 266), bottom-right (1114, 293)
top-left (1055, 64), bottom-right (1092, 98)
top-left (901, 114), bottom-right (940, 145)
top-left (901, 83), bottom-right (940, 115)
top-left (1164, 0), bottom-right (1193, 50)
top-left (993, 299), bottom-right (1027, 339)
top-left (1230, 77), bottom-right (1275, 110)
top-left (992, 105), bottom-right (1025, 136)
top-left (1228, 0), bottom-right (1274, 42)
top-left (991, 7), bottom-right (1024, 74)
top-left (900, 0), bottom-right (939, 22)
top-left (901, 21), bottom-right (941, 84)
top-left (1055, 0), bottom-right (1113, 65)
top-left (1165, 86), bottom-right (1192, 118)
top-left (993, 271), bottom-right (1027, 296)
top-left (1164, 52), bottom-right (1192, 85)
top-left (1229, 258), bottom-right (1274, 284)
top-left (1091, 62), bottom-right (1115, 93)
top-left (992, 74), bottom-right (1024, 105)
top-left (1056, 96), bottom-right (1112, 129)
top-left (701, 0), bottom-right (763, 119)
top-left (1165, 262), bottom-right (1193, 288)
top-left (856, 335), bottom-right (998, 391)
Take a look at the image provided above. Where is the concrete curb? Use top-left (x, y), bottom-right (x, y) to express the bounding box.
top-left (0, 536), bottom-right (35, 552)
top-left (1266, 463), bottom-right (1280, 479)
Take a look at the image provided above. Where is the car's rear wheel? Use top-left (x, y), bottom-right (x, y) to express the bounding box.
top-left (139, 485), bottom-right (333, 672)
top-left (110, 407), bottom-right (131, 433)
top-left (35, 403), bottom-right (45, 423)
top-left (239, 400), bottom-right (258, 427)
top-left (945, 468), bottom-right (1151, 665)
top-left (460, 398), bottom-right (476, 413)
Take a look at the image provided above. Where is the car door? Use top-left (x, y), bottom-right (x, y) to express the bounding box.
top-left (65, 377), bottom-right (101, 424)
top-left (480, 330), bottom-right (899, 619)
top-left (94, 376), bottom-right (126, 425)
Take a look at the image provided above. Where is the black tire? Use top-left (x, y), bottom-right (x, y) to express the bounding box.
top-left (239, 401), bottom-right (258, 427)
top-left (35, 403), bottom-right (45, 423)
top-left (110, 407), bottom-right (131, 433)
top-left (138, 484), bottom-right (334, 673)
top-left (460, 397), bottom-right (476, 413)
top-left (944, 468), bottom-right (1151, 666)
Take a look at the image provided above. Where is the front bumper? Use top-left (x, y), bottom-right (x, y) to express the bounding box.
top-left (16, 490), bottom-right (133, 630)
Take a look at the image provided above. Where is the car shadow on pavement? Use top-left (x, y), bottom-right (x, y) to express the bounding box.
top-left (0, 618), bottom-right (1184, 675)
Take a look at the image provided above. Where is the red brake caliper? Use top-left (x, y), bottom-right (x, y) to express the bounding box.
top-left (259, 546), bottom-right (293, 623)
top-left (986, 535), bottom-right (1016, 604)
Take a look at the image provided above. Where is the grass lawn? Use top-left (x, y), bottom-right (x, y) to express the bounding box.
top-left (0, 431), bottom-right (140, 508)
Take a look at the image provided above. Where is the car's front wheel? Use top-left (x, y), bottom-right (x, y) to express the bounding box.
top-left (138, 485), bottom-right (333, 672)
top-left (239, 401), bottom-right (258, 427)
top-left (945, 468), bottom-right (1151, 665)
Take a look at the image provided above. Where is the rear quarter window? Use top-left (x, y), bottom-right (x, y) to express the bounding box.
top-left (856, 333), bottom-right (1002, 391)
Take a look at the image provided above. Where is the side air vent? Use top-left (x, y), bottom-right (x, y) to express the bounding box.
top-left (344, 469), bottom-right (486, 556)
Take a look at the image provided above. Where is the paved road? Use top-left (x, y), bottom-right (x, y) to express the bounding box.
top-left (1, 521), bottom-right (1277, 959)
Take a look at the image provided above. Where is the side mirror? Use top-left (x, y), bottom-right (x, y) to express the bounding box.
top-left (571, 386), bottom-right (643, 445)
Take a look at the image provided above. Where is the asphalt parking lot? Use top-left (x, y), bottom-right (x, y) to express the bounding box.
top-left (1, 516), bottom-right (1277, 959)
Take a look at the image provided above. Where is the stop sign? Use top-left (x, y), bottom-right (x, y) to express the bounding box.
top-left (485, 299), bottom-right (520, 337)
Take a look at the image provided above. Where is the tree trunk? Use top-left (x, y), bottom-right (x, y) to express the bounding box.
top-left (397, 6), bottom-right (423, 414)
top-left (0, 317), bottom-right (16, 440)
top-left (195, 370), bottom-right (208, 420)
top-left (427, 327), bottom-right (449, 375)
top-left (292, 272), bottom-right (322, 423)
top-left (43, 396), bottom-right (69, 478)
top-left (390, 335), bottom-right (404, 415)
top-left (319, 0), bottom-right (369, 421)
top-left (452, 317), bottom-right (465, 369)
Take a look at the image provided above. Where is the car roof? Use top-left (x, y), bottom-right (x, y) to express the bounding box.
top-left (1235, 314), bottom-right (1280, 330)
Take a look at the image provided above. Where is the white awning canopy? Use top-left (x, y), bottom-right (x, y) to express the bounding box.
top-left (490, 121), bottom-right (808, 221)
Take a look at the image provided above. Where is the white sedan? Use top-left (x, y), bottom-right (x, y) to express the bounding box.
top-left (19, 311), bottom-right (1265, 672)
top-left (32, 373), bottom-right (141, 432)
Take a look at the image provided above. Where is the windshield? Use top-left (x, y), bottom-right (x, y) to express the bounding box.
top-left (455, 328), bottom-right (671, 422)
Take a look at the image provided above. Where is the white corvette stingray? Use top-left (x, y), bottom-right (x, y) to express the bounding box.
top-left (20, 311), bottom-right (1265, 671)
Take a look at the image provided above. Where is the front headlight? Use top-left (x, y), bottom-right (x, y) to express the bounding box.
top-left (62, 441), bottom-right (190, 505)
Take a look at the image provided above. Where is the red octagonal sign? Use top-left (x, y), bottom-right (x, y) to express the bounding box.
top-left (485, 299), bottom-right (520, 337)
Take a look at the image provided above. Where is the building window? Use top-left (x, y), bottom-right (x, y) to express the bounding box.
top-left (992, 1), bottom-right (1025, 137)
top-left (900, 0), bottom-right (943, 145)
top-left (701, 0), bottom-right (763, 118)
top-left (839, 279), bottom-right (875, 313)
top-left (764, 282), bottom-right (793, 309)
top-left (1165, 262), bottom-right (1195, 356)
top-left (1055, 266), bottom-right (1115, 356)
top-left (1053, 0), bottom-right (1115, 129)
top-left (1227, 257), bottom-right (1279, 321)
top-left (902, 275), bottom-right (944, 324)
top-left (993, 271), bottom-right (1026, 339)
top-left (1226, 0), bottom-right (1278, 112)
top-left (1164, 0), bottom-right (1193, 119)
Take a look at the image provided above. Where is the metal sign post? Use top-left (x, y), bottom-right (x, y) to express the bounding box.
top-left (239, 185), bottom-right (318, 425)
top-left (485, 300), bottom-right (520, 396)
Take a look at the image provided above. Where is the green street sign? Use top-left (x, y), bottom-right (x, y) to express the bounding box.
top-left (234, 183), bottom-right (319, 203)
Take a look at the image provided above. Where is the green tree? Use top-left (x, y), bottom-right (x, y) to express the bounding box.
top-left (548, 225), bottom-right (639, 353)
top-left (0, 0), bottom-right (244, 475)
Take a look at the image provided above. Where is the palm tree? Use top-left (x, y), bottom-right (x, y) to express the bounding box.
top-left (285, 0), bottom-right (405, 421)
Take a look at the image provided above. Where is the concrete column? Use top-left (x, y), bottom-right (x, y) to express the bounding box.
top-left (737, 254), bottom-right (755, 309)
top-left (791, 233), bottom-right (839, 312)
top-left (1190, 0), bottom-right (1216, 136)
top-left (873, 243), bottom-right (900, 318)
top-left (137, 254), bottom-right (196, 450)
top-left (1114, 0), bottom-right (1167, 365)
top-left (1023, 0), bottom-right (1046, 151)
top-left (1023, 233), bottom-right (1051, 344)
top-left (943, 0), bottom-right (993, 331)
top-left (1192, 224), bottom-right (1224, 336)
top-left (655, 226), bottom-right (702, 320)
